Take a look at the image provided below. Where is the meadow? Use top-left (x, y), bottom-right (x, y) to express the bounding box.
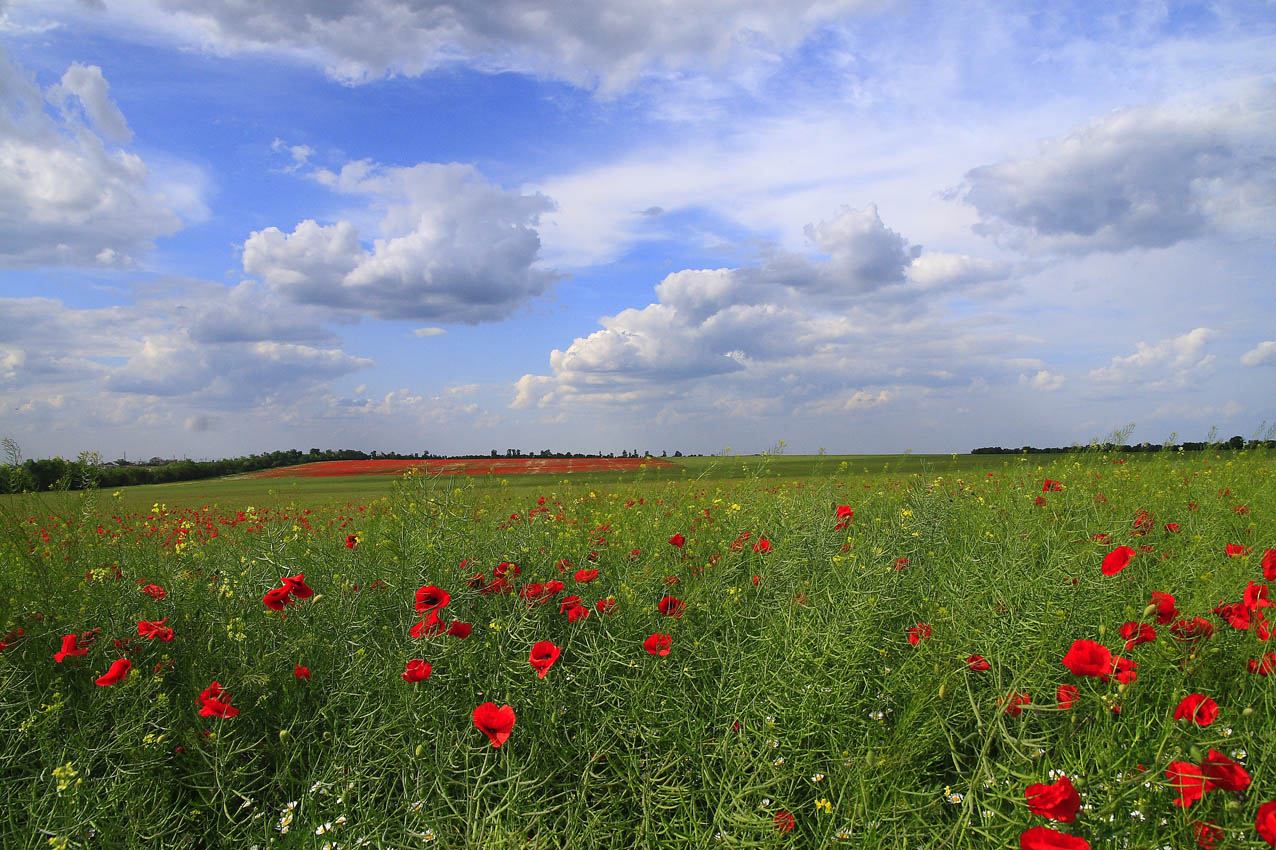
top-left (1, 449), bottom-right (1273, 849)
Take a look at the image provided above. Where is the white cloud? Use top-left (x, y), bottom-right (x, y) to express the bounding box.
top-left (0, 48), bottom-right (198, 267)
top-left (412, 326), bottom-right (446, 337)
top-left (1240, 340), bottom-right (1276, 367)
top-left (962, 85), bottom-right (1276, 253)
top-left (1087, 328), bottom-right (1216, 391)
top-left (243, 160), bottom-right (557, 322)
top-left (1020, 370), bottom-right (1065, 391)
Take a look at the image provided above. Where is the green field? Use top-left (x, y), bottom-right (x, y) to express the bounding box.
top-left (2, 449), bottom-right (1273, 849)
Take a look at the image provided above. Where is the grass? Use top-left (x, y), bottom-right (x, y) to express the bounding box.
top-left (1, 449), bottom-right (1273, 849)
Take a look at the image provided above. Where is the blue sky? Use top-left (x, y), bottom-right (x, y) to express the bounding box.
top-left (1, 0), bottom-right (1274, 460)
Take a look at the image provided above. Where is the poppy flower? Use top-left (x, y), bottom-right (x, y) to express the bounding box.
top-left (1200, 749), bottom-right (1250, 792)
top-left (595, 598), bottom-right (617, 615)
top-left (565, 604), bottom-right (590, 622)
top-left (1225, 543), bottom-right (1252, 557)
top-left (529, 640), bottom-right (560, 679)
top-left (1042, 479), bottom-right (1062, 492)
top-left (1019, 826), bottom-right (1090, 850)
top-left (544, 580), bottom-right (565, 595)
top-left (1263, 549), bottom-right (1276, 580)
top-left (658, 596), bottom-right (686, 618)
top-left (668, 533), bottom-right (685, 548)
top-left (752, 537), bottom-right (772, 553)
top-left (908, 623), bottom-right (931, 645)
top-left (494, 562), bottom-right (520, 578)
top-left (1164, 523), bottom-right (1180, 533)
top-left (1170, 617), bottom-right (1215, 642)
top-left (774, 810), bottom-right (795, 833)
top-left (1213, 601), bottom-right (1250, 630)
top-left (1004, 692), bottom-right (1031, 716)
top-left (53, 633), bottom-right (90, 663)
top-left (1061, 640), bottom-right (1111, 677)
top-left (836, 505), bottom-right (854, 519)
top-left (262, 586), bottom-right (293, 611)
top-left (1193, 820), bottom-right (1223, 850)
top-left (1106, 656), bottom-right (1137, 684)
top-left (410, 610), bottom-right (446, 638)
top-left (1255, 800), bottom-right (1276, 846)
top-left (0, 628), bottom-right (22, 653)
top-left (1025, 775), bottom-right (1081, 822)
top-left (414, 585), bottom-right (450, 612)
top-left (558, 595), bottom-right (583, 614)
top-left (281, 574), bottom-right (314, 599)
top-left (1056, 684), bottom-right (1079, 709)
top-left (1149, 591), bottom-right (1178, 624)
top-left (141, 583), bottom-right (167, 599)
top-left (966, 654), bottom-right (990, 671)
top-left (1248, 652), bottom-right (1276, 675)
top-left (1244, 581), bottom-right (1271, 610)
top-left (1119, 622), bottom-right (1155, 649)
top-left (137, 618), bottom-right (174, 642)
top-left (1174, 694), bottom-right (1218, 726)
top-left (1034, 496), bottom-right (1048, 507)
top-left (893, 557), bottom-right (910, 570)
top-left (95, 658), bottom-right (131, 686)
top-left (447, 621), bottom-right (472, 639)
top-left (345, 534), bottom-right (357, 548)
top-left (1166, 762), bottom-right (1213, 808)
top-left (472, 702), bottom-right (515, 748)
top-left (1101, 546), bottom-right (1136, 576)
top-left (402, 659), bottom-right (431, 682)
top-left (294, 663), bottom-right (311, 680)
top-left (573, 569), bottom-right (598, 583)
top-left (644, 633), bottom-right (672, 656)
top-left (198, 681), bottom-right (239, 718)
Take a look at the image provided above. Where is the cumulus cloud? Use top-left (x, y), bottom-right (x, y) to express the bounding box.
top-left (515, 206), bottom-right (1035, 417)
top-left (0, 48), bottom-right (198, 267)
top-left (1020, 370), bottom-right (1065, 391)
top-left (16, 0), bottom-right (889, 91)
top-left (1087, 328), bottom-right (1216, 392)
top-left (961, 86), bottom-right (1276, 253)
top-left (1240, 340), bottom-right (1276, 367)
top-left (243, 160), bottom-right (556, 323)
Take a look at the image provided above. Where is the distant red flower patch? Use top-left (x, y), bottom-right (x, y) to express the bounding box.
top-left (345, 534), bottom-right (357, 548)
top-left (1042, 479), bottom-right (1062, 492)
top-left (595, 598), bottom-right (617, 615)
top-left (1170, 617), bottom-right (1215, 643)
top-left (894, 557), bottom-right (910, 570)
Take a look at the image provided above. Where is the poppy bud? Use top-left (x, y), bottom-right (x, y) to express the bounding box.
top-left (1097, 624), bottom-right (1106, 637)
top-left (1142, 604), bottom-right (1158, 619)
top-left (280, 729), bottom-right (290, 741)
top-left (1242, 706), bottom-right (1254, 716)
top-left (1118, 683), bottom-right (1127, 694)
top-left (938, 684), bottom-right (946, 698)
top-left (415, 744), bottom-right (425, 757)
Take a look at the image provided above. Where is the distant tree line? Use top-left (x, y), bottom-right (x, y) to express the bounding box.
top-left (971, 436), bottom-right (1273, 454)
top-left (0, 444), bottom-right (692, 494)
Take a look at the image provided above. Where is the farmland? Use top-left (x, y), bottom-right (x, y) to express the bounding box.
top-left (1, 449), bottom-right (1274, 849)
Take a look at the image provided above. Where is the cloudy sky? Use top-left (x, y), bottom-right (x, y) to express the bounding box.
top-left (1, 1), bottom-right (1273, 460)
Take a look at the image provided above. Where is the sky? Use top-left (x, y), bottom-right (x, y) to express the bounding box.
top-left (1, 0), bottom-right (1274, 461)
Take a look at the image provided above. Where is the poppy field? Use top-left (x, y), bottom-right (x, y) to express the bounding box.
top-left (2, 449), bottom-right (1275, 849)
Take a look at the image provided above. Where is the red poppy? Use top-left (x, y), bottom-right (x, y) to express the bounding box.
top-left (752, 537), bottom-right (772, 553)
top-left (1004, 692), bottom-right (1031, 716)
top-left (565, 604), bottom-right (590, 622)
top-left (668, 533), bottom-right (685, 548)
top-left (1255, 800), bottom-right (1276, 846)
top-left (1164, 523), bottom-right (1181, 533)
top-left (472, 702), bottom-right (516, 748)
top-left (1101, 546), bottom-right (1136, 576)
top-left (1248, 651), bottom-right (1276, 675)
top-left (1192, 820), bottom-right (1223, 850)
top-left (137, 618), bottom-right (174, 642)
top-left (573, 568), bottom-right (598, 583)
top-left (53, 633), bottom-right (91, 663)
top-left (1091, 532), bottom-right (1110, 544)
top-left (1263, 549), bottom-right (1276, 580)
top-left (1106, 656), bottom-right (1137, 684)
top-left (95, 658), bottom-right (132, 687)
top-left (1061, 640), bottom-right (1111, 677)
top-left (447, 621), bottom-right (472, 638)
top-left (595, 597), bottom-right (617, 615)
top-left (894, 557), bottom-right (910, 570)
top-left (1225, 543), bottom-right (1252, 557)
top-left (280, 574), bottom-right (314, 599)
top-left (141, 583), bottom-right (167, 599)
top-left (294, 663), bottom-right (311, 680)
top-left (0, 628), bottom-right (22, 653)
top-left (1149, 591), bottom-right (1178, 624)
top-left (494, 562), bottom-right (520, 578)
top-left (558, 595), bottom-right (583, 614)
top-left (345, 534), bottom-right (357, 548)
top-left (1166, 762), bottom-right (1213, 808)
top-left (966, 654), bottom-right (990, 671)
top-left (402, 659), bottom-right (431, 682)
top-left (658, 596), bottom-right (686, 618)
top-left (836, 505), bottom-right (854, 519)
top-left (1034, 496), bottom-right (1048, 507)
top-left (1119, 622), bottom-right (1155, 649)
top-left (908, 623), bottom-right (931, 645)
top-left (1244, 581), bottom-right (1271, 610)
top-left (198, 681), bottom-right (239, 718)
top-left (1170, 617), bottom-right (1215, 642)
top-left (1200, 749), bottom-right (1250, 792)
top-left (1025, 774), bottom-right (1080, 822)
top-left (1056, 684), bottom-right (1079, 709)
top-left (774, 810), bottom-right (795, 833)
top-left (410, 610), bottom-right (446, 638)
top-left (1042, 479), bottom-right (1062, 492)
top-left (263, 586), bottom-right (295, 611)
top-left (1019, 826), bottom-right (1089, 850)
top-left (529, 640), bottom-right (561, 679)
top-left (1213, 601), bottom-right (1250, 630)
top-left (644, 633), bottom-right (672, 656)
top-left (1174, 694), bottom-right (1218, 726)
top-left (544, 580), bottom-right (565, 595)
top-left (414, 585), bottom-right (450, 612)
